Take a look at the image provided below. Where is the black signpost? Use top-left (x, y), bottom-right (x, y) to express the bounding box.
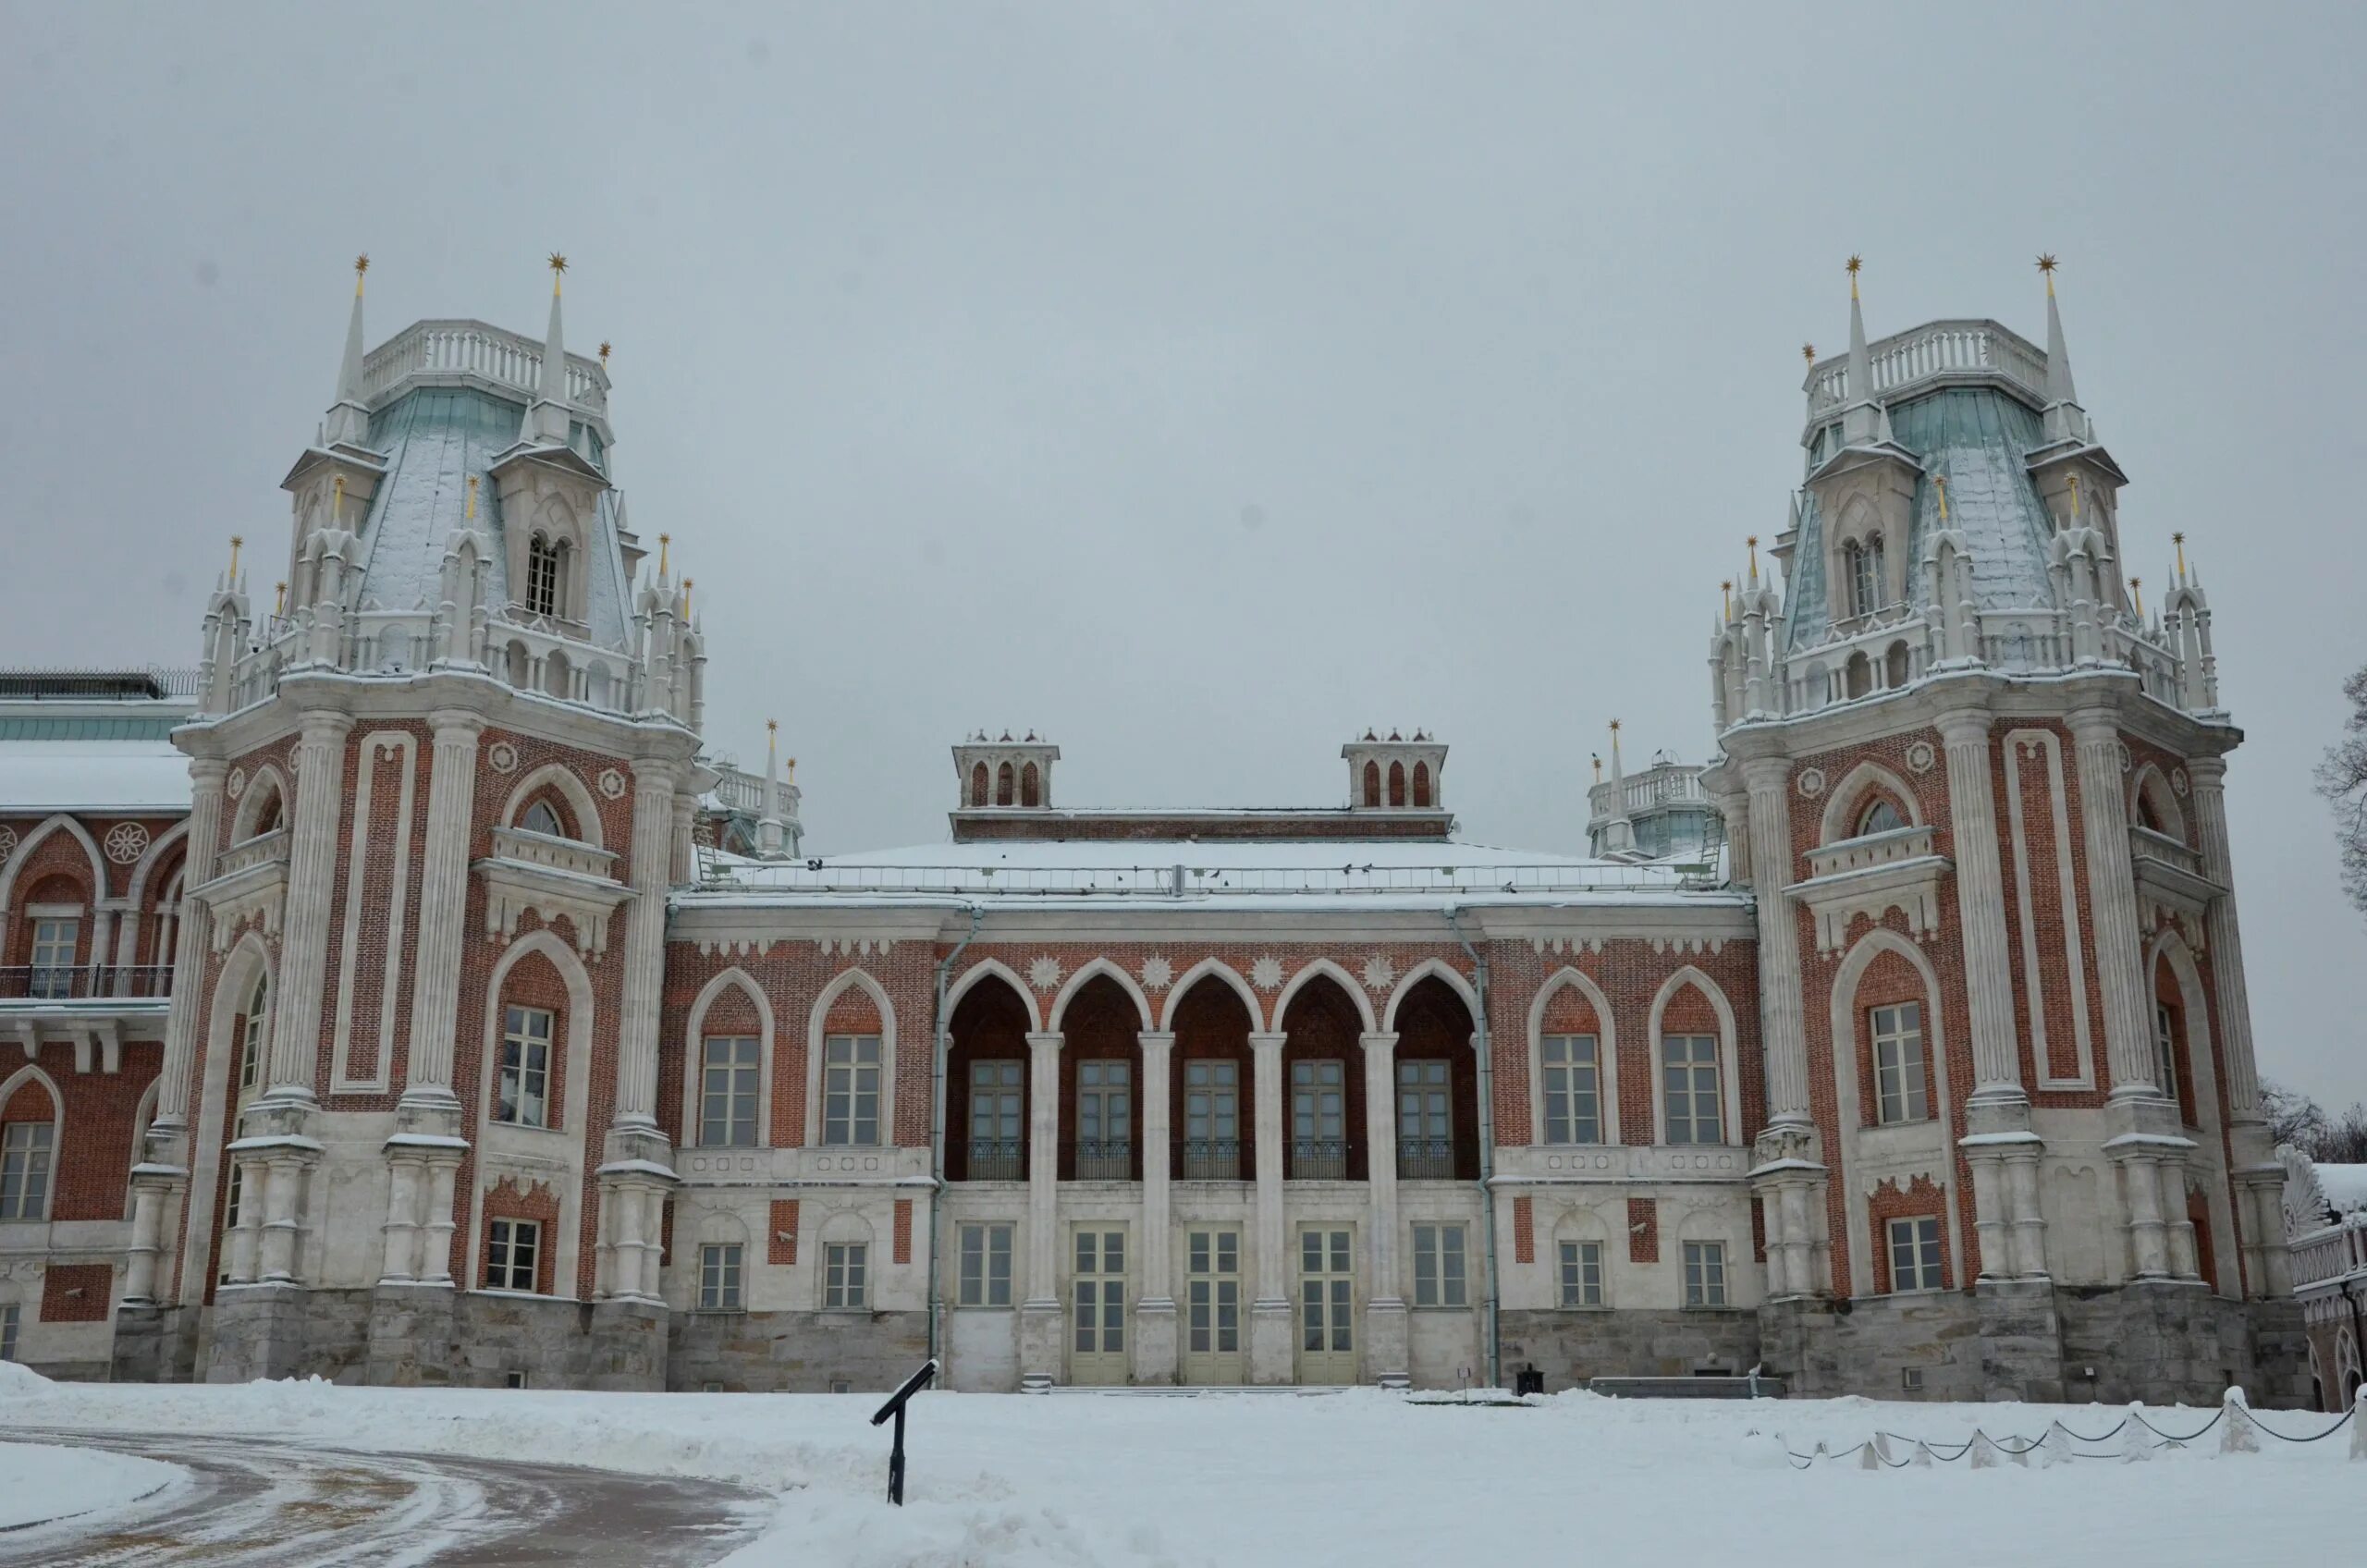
top-left (869, 1357), bottom-right (939, 1505)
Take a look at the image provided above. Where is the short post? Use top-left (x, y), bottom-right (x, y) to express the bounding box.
top-left (870, 1357), bottom-right (940, 1506)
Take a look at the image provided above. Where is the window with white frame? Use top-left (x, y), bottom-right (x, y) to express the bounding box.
top-left (218, 1161), bottom-right (244, 1282)
top-left (1540, 1034), bottom-right (1601, 1145)
top-left (1075, 1059), bottom-right (1132, 1175)
top-left (700, 1035), bottom-right (759, 1147)
top-left (239, 974), bottom-right (268, 1094)
top-left (526, 533), bottom-right (562, 618)
top-left (1871, 1001), bottom-right (1929, 1123)
top-left (967, 1060), bottom-right (1023, 1179)
top-left (823, 1035), bottom-right (881, 1146)
top-left (1683, 1240), bottom-right (1726, 1307)
top-left (958, 1222), bottom-right (1013, 1307)
top-left (1412, 1223), bottom-right (1466, 1308)
top-left (1, 1121), bottom-right (53, 1220)
top-left (0, 1301), bottom-right (17, 1362)
top-left (2153, 1002), bottom-right (2181, 1103)
top-left (699, 1243), bottom-right (743, 1310)
top-left (1559, 1239), bottom-right (1604, 1307)
top-left (484, 1218), bottom-right (541, 1292)
top-left (497, 1005), bottom-right (554, 1127)
top-left (824, 1242), bottom-right (867, 1309)
top-left (28, 916), bottom-right (78, 999)
top-left (1887, 1216), bottom-right (1944, 1293)
top-left (521, 798), bottom-right (568, 839)
top-left (1662, 1035), bottom-right (1723, 1145)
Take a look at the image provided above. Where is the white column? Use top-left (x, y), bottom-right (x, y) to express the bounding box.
top-left (266, 711), bottom-right (353, 1096)
top-left (1134, 1030), bottom-right (1178, 1386)
top-left (1937, 709), bottom-right (2024, 1097)
top-left (123, 1183), bottom-right (165, 1303)
top-left (399, 711), bottom-right (484, 1107)
top-left (1248, 1030), bottom-right (1293, 1384)
top-left (611, 761), bottom-right (679, 1133)
top-left (257, 1155), bottom-right (305, 1282)
top-left (138, 759), bottom-right (223, 1305)
top-left (2121, 1152), bottom-right (2170, 1280)
top-left (1020, 1030), bottom-right (1064, 1387)
top-left (380, 1158), bottom-right (422, 1282)
top-left (421, 1156), bottom-right (460, 1286)
top-left (2067, 710), bottom-right (2157, 1098)
top-left (1361, 1030), bottom-right (1409, 1387)
top-left (2005, 1149), bottom-right (2050, 1279)
top-left (1742, 755), bottom-right (1810, 1126)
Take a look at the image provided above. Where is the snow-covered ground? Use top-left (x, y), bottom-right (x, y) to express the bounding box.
top-left (1, 1363), bottom-right (2357, 1567)
top-left (0, 1437), bottom-right (182, 1531)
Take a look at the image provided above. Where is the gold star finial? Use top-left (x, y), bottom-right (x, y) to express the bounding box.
top-left (1846, 253), bottom-right (1862, 300)
top-left (1610, 717), bottom-right (1622, 733)
top-left (353, 252), bottom-right (369, 295)
top-left (227, 534), bottom-right (243, 577)
top-left (1802, 343), bottom-right (1815, 364)
top-left (1721, 578), bottom-right (1734, 620)
top-left (2128, 576), bottom-right (2144, 619)
top-left (274, 581), bottom-right (286, 616)
top-left (657, 533), bottom-right (670, 576)
top-left (2173, 531), bottom-right (2188, 579)
top-left (2038, 252), bottom-right (2058, 297)
top-left (547, 251), bottom-right (568, 295)
top-left (598, 340), bottom-right (611, 363)
top-left (767, 717), bottom-right (779, 736)
top-left (1747, 533), bottom-right (1760, 582)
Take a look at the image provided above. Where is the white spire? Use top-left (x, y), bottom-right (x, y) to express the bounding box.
top-left (324, 255), bottom-right (372, 448)
top-left (2042, 257), bottom-right (2079, 406)
top-left (523, 254), bottom-right (573, 447)
top-left (1838, 255), bottom-right (1888, 447)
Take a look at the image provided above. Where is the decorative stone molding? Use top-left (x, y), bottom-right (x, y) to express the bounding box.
top-left (474, 827), bottom-right (629, 959)
top-left (1360, 954), bottom-right (1395, 992)
top-left (1786, 825), bottom-right (1950, 954)
top-left (1138, 954), bottom-right (1173, 991)
top-left (1905, 741), bottom-right (1936, 775)
top-left (104, 821), bottom-right (150, 864)
top-left (597, 766), bottom-right (627, 800)
top-left (1026, 955), bottom-right (1061, 991)
top-left (192, 828), bottom-right (293, 949)
top-left (487, 741), bottom-right (520, 775)
top-left (1797, 766), bottom-right (1826, 798)
top-left (1250, 955), bottom-right (1283, 990)
top-left (2128, 827), bottom-right (2218, 952)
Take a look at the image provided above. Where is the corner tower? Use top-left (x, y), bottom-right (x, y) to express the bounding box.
top-left (1702, 260), bottom-right (2293, 1405)
top-left (120, 259), bottom-right (712, 1388)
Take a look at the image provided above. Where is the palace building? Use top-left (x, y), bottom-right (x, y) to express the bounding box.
top-left (0, 257), bottom-right (2321, 1403)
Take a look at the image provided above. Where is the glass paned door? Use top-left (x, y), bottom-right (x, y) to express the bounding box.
top-left (967, 1060), bottom-right (1024, 1179)
top-left (1291, 1060), bottom-right (1346, 1179)
top-left (1075, 1060), bottom-right (1132, 1179)
top-left (1183, 1227), bottom-right (1244, 1384)
top-left (1182, 1060), bottom-right (1240, 1179)
top-left (1296, 1225), bottom-right (1356, 1384)
top-left (1070, 1227), bottom-right (1128, 1384)
top-left (1396, 1059), bottom-right (1453, 1178)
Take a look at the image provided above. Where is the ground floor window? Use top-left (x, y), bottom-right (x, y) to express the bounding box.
top-left (1412, 1223), bottom-right (1466, 1307)
top-left (1559, 1239), bottom-right (1604, 1307)
top-left (700, 1243), bottom-right (744, 1310)
top-left (959, 1223), bottom-right (1013, 1306)
top-left (1887, 1217), bottom-right (1943, 1293)
top-left (484, 1218), bottom-right (541, 1292)
top-left (0, 1302), bottom-right (17, 1362)
top-left (825, 1242), bottom-right (867, 1309)
top-left (1682, 1240), bottom-right (1726, 1307)
top-left (1, 1121), bottom-right (54, 1220)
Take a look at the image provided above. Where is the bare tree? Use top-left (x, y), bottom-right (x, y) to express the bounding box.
top-left (2316, 663), bottom-right (2367, 919)
top-left (2263, 1078), bottom-right (2367, 1162)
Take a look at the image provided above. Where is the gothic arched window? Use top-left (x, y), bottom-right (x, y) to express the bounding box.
top-left (1412, 761), bottom-right (1432, 809)
top-left (521, 799), bottom-right (568, 839)
top-left (996, 762), bottom-right (1015, 807)
top-left (1857, 798), bottom-right (1906, 837)
top-left (1020, 762), bottom-right (1040, 808)
top-left (1388, 761), bottom-right (1407, 807)
top-left (970, 762), bottom-right (990, 808)
top-left (527, 533), bottom-right (562, 618)
top-left (1363, 761), bottom-right (1381, 807)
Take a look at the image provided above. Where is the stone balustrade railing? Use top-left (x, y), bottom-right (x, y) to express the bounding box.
top-left (2289, 1218), bottom-right (2367, 1290)
top-left (1805, 824), bottom-right (1937, 882)
top-left (487, 824), bottom-right (619, 883)
top-left (1806, 319), bottom-right (2049, 413)
top-left (214, 828), bottom-right (292, 881)
top-left (361, 319), bottom-right (609, 418)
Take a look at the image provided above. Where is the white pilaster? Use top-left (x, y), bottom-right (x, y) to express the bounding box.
top-left (1361, 1030), bottom-right (1409, 1387)
top-left (399, 711), bottom-right (484, 1109)
top-left (1248, 1030), bottom-right (1293, 1383)
top-left (1134, 1030), bottom-right (1178, 1386)
top-left (265, 711), bottom-right (353, 1097)
top-left (1021, 1030), bottom-right (1064, 1387)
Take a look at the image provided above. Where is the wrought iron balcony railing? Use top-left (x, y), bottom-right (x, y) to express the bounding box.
top-left (963, 1138), bottom-right (1024, 1182)
top-left (0, 964), bottom-right (174, 1002)
top-left (1396, 1135), bottom-right (1457, 1180)
top-left (1291, 1137), bottom-right (1349, 1181)
top-left (1179, 1137), bottom-right (1243, 1181)
top-left (1070, 1138), bottom-right (1134, 1182)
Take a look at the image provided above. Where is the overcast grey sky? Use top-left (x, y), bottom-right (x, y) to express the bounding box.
top-left (4, 2), bottom-right (2362, 1101)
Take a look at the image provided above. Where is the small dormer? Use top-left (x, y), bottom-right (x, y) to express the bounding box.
top-left (954, 731), bottom-right (1060, 810)
top-left (1343, 729), bottom-right (1446, 811)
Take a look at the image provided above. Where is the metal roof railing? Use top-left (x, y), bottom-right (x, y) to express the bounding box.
top-left (694, 858), bottom-right (1723, 898)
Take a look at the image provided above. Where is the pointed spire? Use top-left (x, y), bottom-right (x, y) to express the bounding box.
top-left (524, 252), bottom-right (573, 446)
top-left (1846, 255), bottom-right (1870, 398)
top-left (2174, 531), bottom-right (2188, 583)
top-left (2040, 254), bottom-right (2078, 405)
top-left (1747, 534), bottom-right (1760, 586)
top-left (324, 254), bottom-right (373, 447)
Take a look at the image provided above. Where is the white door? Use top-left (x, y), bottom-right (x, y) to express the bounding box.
top-left (1182, 1227), bottom-right (1245, 1384)
top-left (1069, 1226), bottom-right (1128, 1384)
top-left (1296, 1225), bottom-right (1357, 1384)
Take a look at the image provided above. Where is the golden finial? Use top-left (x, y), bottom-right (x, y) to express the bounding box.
top-left (682, 577), bottom-right (694, 616)
top-left (274, 581), bottom-right (286, 616)
top-left (598, 340), bottom-right (611, 363)
top-left (354, 252), bottom-right (369, 295)
top-left (1747, 533), bottom-right (1760, 582)
top-left (786, 757), bottom-right (797, 782)
top-left (2173, 531), bottom-right (2188, 579)
top-left (465, 473), bottom-right (478, 520)
top-left (1721, 579), bottom-right (1733, 620)
top-left (657, 533), bottom-right (670, 575)
top-left (2037, 252), bottom-right (2058, 298)
top-left (227, 534), bottom-right (243, 577)
top-left (767, 717), bottom-right (779, 737)
top-left (333, 474), bottom-right (346, 518)
top-left (2067, 472), bottom-right (2081, 520)
top-left (547, 251), bottom-right (568, 294)
top-left (1846, 253), bottom-right (1862, 300)
top-left (2128, 576), bottom-right (2143, 619)
top-left (1934, 472), bottom-right (1949, 523)
top-left (1801, 343), bottom-right (1815, 364)
top-left (1609, 717), bottom-right (1622, 733)
top-left (1590, 753), bottom-right (1602, 783)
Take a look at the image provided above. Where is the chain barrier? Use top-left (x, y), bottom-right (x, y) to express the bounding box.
top-left (1784, 1399), bottom-right (2357, 1467)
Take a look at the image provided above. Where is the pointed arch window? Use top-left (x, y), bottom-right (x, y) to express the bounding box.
top-left (239, 973), bottom-right (269, 1095)
top-left (1388, 761), bottom-right (1406, 808)
top-left (1857, 798), bottom-right (1907, 837)
top-left (1020, 762), bottom-right (1041, 808)
top-left (1363, 761), bottom-right (1381, 808)
top-left (1412, 762), bottom-right (1432, 809)
top-left (1848, 535), bottom-right (1885, 618)
top-left (996, 763), bottom-right (1015, 807)
top-left (970, 763), bottom-right (990, 808)
top-left (527, 534), bottom-right (562, 618)
top-left (521, 799), bottom-right (568, 839)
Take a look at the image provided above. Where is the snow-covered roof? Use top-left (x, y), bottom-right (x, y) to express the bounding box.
top-left (0, 740), bottom-right (190, 815)
top-left (686, 836), bottom-right (1739, 913)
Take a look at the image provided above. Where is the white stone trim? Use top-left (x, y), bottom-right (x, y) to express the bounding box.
top-left (1380, 958), bottom-right (1474, 1034)
top-left (1047, 957), bottom-right (1154, 1033)
top-left (805, 967), bottom-right (897, 1149)
top-left (1816, 758), bottom-right (1922, 845)
top-left (1155, 957), bottom-right (1262, 1033)
top-left (2128, 762), bottom-right (2188, 842)
top-left (123, 818), bottom-right (190, 915)
top-left (1274, 957), bottom-right (1378, 1034)
top-left (2004, 728), bottom-right (2096, 1089)
top-left (1525, 967), bottom-right (1620, 1147)
top-left (0, 1063), bottom-right (66, 1222)
top-left (681, 966), bottom-right (775, 1150)
top-left (227, 765), bottom-right (290, 846)
top-left (470, 928), bottom-right (595, 1298)
top-left (1826, 928), bottom-right (1962, 1299)
top-left (2146, 929), bottom-right (2235, 1293)
top-left (943, 958), bottom-right (1042, 1032)
top-left (498, 762), bottom-right (607, 850)
top-left (0, 813), bottom-right (109, 915)
top-left (330, 731), bottom-right (419, 1093)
